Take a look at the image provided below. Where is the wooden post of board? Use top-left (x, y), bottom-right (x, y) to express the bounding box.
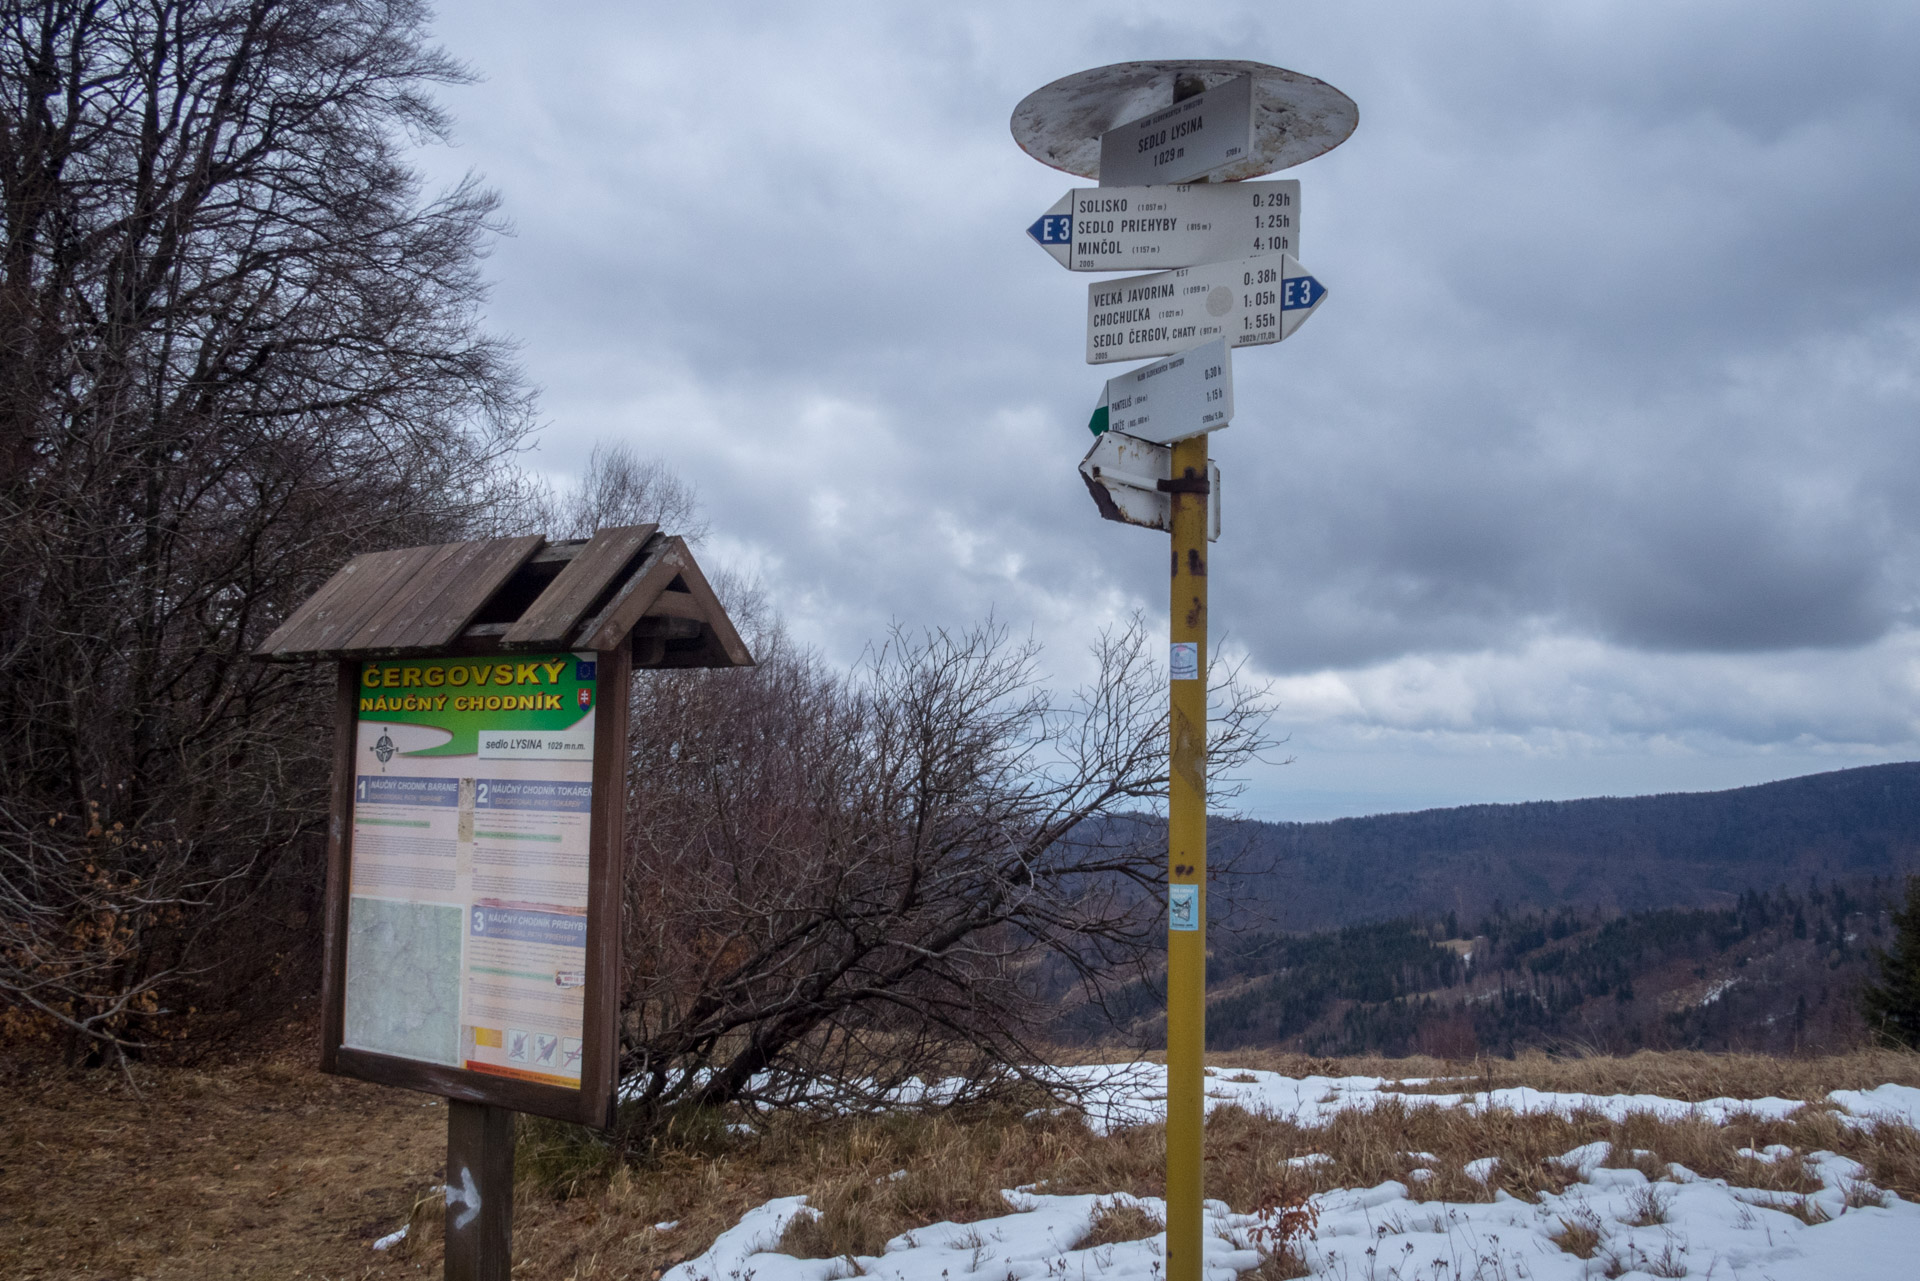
top-left (444, 1099), bottom-right (516, 1281)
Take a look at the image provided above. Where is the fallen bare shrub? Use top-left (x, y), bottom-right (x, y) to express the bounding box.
top-left (618, 619), bottom-right (1279, 1135)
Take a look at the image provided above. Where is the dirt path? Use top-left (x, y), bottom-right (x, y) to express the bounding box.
top-left (1, 1056), bottom-right (446, 1280)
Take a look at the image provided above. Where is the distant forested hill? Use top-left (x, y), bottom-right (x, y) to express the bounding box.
top-left (1217, 761), bottom-right (1920, 932)
top-left (1063, 879), bottom-right (1902, 1056)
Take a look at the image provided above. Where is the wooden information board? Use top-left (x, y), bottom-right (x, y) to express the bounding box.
top-left (323, 647), bottom-right (628, 1126)
top-left (258, 526), bottom-right (750, 1277)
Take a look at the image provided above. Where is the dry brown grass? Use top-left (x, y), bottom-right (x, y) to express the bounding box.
top-left (1620, 1184), bottom-right (1673, 1226)
top-left (7, 1047), bottom-right (1920, 1280)
top-left (1077, 1199), bottom-right (1164, 1248)
top-left (0, 1050), bottom-right (447, 1280)
top-left (1549, 1203), bottom-right (1603, 1258)
top-left (1367, 1047), bottom-right (1920, 1101)
top-left (1181, 1091), bottom-right (1920, 1212)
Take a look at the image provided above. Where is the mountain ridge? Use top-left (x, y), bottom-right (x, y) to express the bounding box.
top-left (1217, 760), bottom-right (1920, 933)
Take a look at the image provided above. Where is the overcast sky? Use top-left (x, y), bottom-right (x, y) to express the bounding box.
top-left (413, 1), bottom-right (1920, 820)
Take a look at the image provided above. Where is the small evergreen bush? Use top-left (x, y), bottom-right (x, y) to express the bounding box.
top-left (1860, 876), bottom-right (1920, 1049)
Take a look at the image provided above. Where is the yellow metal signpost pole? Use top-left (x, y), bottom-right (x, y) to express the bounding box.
top-left (1007, 57), bottom-right (1355, 1281)
top-left (1165, 71), bottom-right (1212, 1274)
top-left (1165, 434), bottom-right (1209, 1281)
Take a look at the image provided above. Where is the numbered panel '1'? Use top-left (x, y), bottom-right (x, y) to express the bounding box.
top-left (1086, 252), bottom-right (1327, 365)
top-left (342, 653), bottom-right (599, 1089)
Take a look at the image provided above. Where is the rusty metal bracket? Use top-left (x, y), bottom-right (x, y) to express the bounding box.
top-left (1157, 475), bottom-right (1211, 495)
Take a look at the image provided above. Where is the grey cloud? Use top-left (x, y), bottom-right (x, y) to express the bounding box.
top-left (413, 0), bottom-right (1920, 811)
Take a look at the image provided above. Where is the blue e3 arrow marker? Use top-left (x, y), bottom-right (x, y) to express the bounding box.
top-left (1281, 274), bottom-right (1326, 309)
top-left (1028, 213), bottom-right (1072, 245)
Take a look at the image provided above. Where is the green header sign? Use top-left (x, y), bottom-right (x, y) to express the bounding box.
top-left (356, 653), bottom-right (596, 757)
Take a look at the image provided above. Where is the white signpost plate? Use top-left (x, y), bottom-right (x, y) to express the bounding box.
top-left (1027, 180), bottom-right (1299, 271)
top-left (1097, 75), bottom-right (1254, 187)
top-left (1079, 431), bottom-right (1220, 541)
top-left (1090, 337), bottom-right (1233, 443)
top-left (1086, 252), bottom-right (1326, 364)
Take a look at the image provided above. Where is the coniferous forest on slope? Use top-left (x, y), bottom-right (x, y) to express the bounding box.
top-left (1065, 880), bottom-right (1902, 1056)
top-left (1053, 762), bottom-right (1920, 1056)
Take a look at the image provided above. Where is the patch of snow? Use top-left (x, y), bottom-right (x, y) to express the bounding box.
top-left (1699, 976), bottom-right (1740, 1005)
top-left (1554, 1141), bottom-right (1612, 1179)
top-left (1829, 1084), bottom-right (1920, 1127)
top-left (655, 1220), bottom-right (680, 1231)
top-left (676, 1161), bottom-right (1920, 1281)
top-left (1045, 1061), bottom-right (1920, 1132)
top-left (1738, 1143), bottom-right (1795, 1164)
top-left (661, 1195), bottom-right (813, 1281)
top-left (648, 1064), bottom-right (1920, 1281)
top-left (371, 1225), bottom-right (407, 1251)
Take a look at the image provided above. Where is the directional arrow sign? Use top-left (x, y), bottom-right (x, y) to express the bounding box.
top-left (1086, 253), bottom-right (1326, 365)
top-left (1097, 75), bottom-right (1254, 187)
top-left (1027, 180), bottom-right (1300, 271)
top-left (1089, 336), bottom-right (1232, 444)
top-left (1079, 430), bottom-right (1219, 541)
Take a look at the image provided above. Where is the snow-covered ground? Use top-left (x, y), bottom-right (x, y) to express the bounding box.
top-left (1049, 1062), bottom-right (1920, 1134)
top-left (659, 1065), bottom-right (1920, 1281)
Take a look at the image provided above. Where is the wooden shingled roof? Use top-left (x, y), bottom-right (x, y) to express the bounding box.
top-left (253, 525), bottom-right (752, 668)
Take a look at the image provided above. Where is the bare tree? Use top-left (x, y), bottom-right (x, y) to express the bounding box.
top-left (615, 616), bottom-right (1277, 1128)
top-left (548, 443), bottom-right (708, 543)
top-left (0, 0), bottom-right (533, 1061)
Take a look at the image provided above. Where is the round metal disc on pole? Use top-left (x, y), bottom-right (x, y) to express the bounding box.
top-left (1010, 60), bottom-right (1357, 182)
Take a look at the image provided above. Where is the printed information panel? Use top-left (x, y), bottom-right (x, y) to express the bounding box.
top-left (342, 653), bottom-right (598, 1089)
top-left (1027, 180), bottom-right (1299, 272)
top-left (1086, 253), bottom-right (1327, 364)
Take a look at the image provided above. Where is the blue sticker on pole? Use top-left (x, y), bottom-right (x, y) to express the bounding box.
top-left (1169, 884), bottom-right (1200, 931)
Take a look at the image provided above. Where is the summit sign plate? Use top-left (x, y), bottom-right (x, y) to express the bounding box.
top-left (1027, 180), bottom-right (1300, 271)
top-left (1097, 75), bottom-right (1254, 187)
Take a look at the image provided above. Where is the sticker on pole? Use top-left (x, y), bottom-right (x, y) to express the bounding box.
top-left (1168, 884), bottom-right (1200, 931)
top-left (1087, 253), bottom-right (1326, 364)
top-left (1169, 642), bottom-right (1199, 680)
